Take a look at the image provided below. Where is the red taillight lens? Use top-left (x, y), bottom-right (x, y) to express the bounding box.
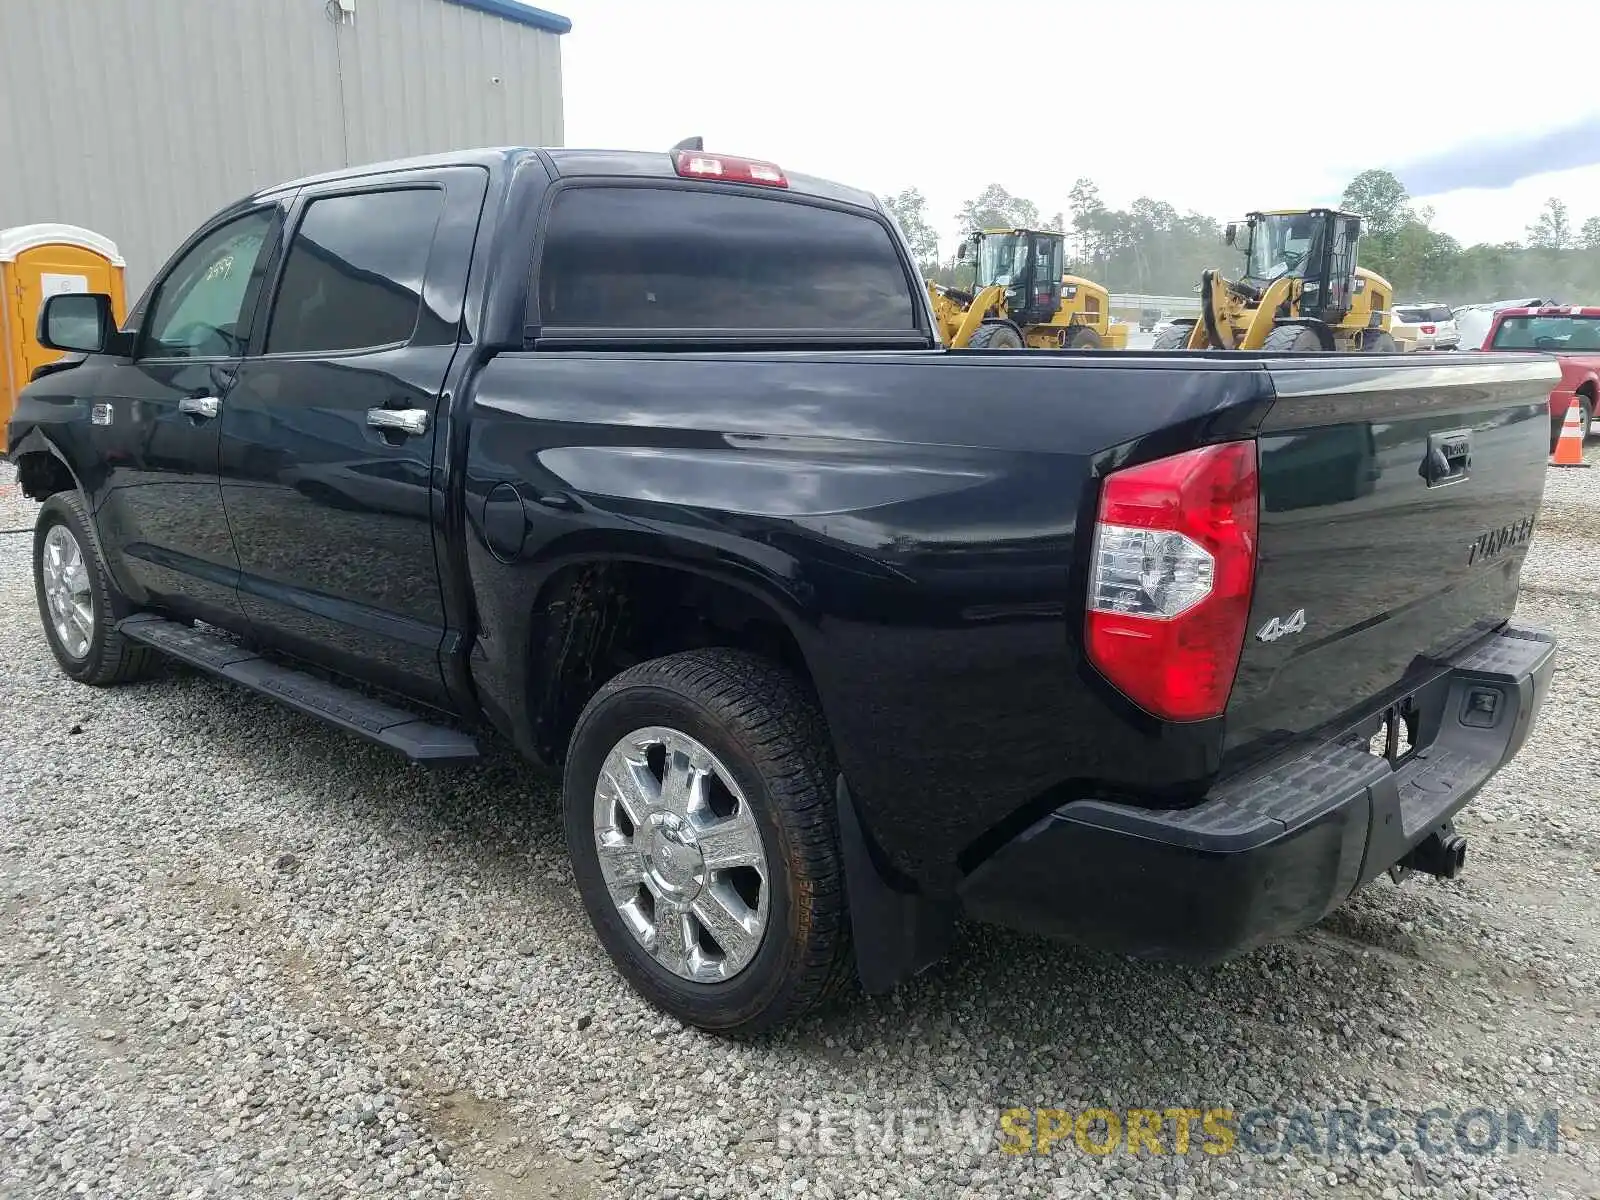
top-left (1085, 441), bottom-right (1259, 721)
top-left (1421, 324), bottom-right (1436, 335)
top-left (673, 150), bottom-right (788, 188)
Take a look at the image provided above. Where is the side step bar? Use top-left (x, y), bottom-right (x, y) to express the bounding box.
top-left (118, 615), bottom-right (481, 765)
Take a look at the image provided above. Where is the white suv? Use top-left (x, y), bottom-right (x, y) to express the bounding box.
top-left (1455, 298), bottom-right (1557, 351)
top-left (1390, 303), bottom-right (1460, 352)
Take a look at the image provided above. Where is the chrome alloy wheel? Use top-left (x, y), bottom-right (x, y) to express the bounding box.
top-left (592, 726), bottom-right (770, 983)
top-left (41, 523), bottom-right (94, 660)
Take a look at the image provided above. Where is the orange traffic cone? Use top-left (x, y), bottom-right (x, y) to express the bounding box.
top-left (1551, 401), bottom-right (1589, 467)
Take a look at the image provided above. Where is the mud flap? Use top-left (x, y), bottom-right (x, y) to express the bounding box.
top-left (836, 776), bottom-right (956, 993)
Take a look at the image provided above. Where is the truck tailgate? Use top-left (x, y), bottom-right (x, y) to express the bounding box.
top-left (1224, 355), bottom-right (1560, 763)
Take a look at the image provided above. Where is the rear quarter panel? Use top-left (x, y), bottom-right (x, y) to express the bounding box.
top-left (461, 350), bottom-right (1274, 887)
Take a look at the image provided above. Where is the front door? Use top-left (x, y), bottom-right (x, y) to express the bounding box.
top-left (93, 205), bottom-right (283, 628)
top-left (219, 169), bottom-right (485, 704)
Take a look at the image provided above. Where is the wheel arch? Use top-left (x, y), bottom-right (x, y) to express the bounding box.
top-left (516, 552), bottom-right (947, 995)
top-left (521, 553), bottom-right (822, 769)
top-left (9, 428), bottom-right (83, 502)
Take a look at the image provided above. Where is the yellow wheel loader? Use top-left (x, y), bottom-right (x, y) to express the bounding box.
top-left (1153, 208), bottom-right (1398, 354)
top-left (928, 228), bottom-right (1128, 350)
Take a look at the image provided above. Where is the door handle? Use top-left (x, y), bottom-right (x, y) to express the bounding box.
top-left (366, 407), bottom-right (430, 437)
top-left (179, 395), bottom-right (221, 419)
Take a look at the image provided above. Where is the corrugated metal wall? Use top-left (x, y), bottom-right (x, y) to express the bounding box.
top-left (0, 0), bottom-right (563, 292)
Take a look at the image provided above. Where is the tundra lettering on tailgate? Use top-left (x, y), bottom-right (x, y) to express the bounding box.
top-left (1467, 515), bottom-right (1536, 566)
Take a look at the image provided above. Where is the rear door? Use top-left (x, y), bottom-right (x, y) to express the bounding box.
top-left (1223, 356), bottom-right (1554, 764)
top-left (93, 204), bottom-right (285, 627)
top-left (218, 167), bottom-right (487, 704)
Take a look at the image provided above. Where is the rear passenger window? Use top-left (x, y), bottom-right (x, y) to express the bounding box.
top-left (537, 187), bottom-right (916, 331)
top-left (266, 189), bottom-right (444, 354)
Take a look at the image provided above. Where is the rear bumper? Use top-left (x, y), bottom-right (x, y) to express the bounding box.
top-left (958, 625), bottom-right (1556, 961)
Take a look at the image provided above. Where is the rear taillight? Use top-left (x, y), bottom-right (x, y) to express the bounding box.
top-left (1085, 441), bottom-right (1259, 721)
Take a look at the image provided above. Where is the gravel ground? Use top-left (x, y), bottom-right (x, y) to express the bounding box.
top-left (2, 450), bottom-right (1599, 1200)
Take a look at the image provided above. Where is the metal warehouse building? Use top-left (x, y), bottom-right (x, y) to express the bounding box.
top-left (0, 0), bottom-right (568, 290)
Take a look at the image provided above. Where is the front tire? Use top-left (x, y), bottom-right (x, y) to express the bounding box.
top-left (33, 493), bottom-right (155, 686)
top-left (563, 649), bottom-right (853, 1034)
top-left (1579, 396), bottom-right (1594, 441)
top-left (967, 322), bottom-right (1024, 349)
top-left (1064, 326), bottom-right (1103, 349)
top-left (1262, 324), bottom-right (1326, 353)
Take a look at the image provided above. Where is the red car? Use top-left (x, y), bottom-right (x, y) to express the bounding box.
top-left (1481, 305), bottom-right (1600, 449)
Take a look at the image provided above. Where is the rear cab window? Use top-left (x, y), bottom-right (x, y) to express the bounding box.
top-left (533, 185), bottom-right (922, 340)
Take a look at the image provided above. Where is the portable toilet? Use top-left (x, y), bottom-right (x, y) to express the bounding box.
top-left (1, 224), bottom-right (128, 429)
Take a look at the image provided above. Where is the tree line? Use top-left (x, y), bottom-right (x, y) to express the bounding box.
top-left (881, 169), bottom-right (1600, 304)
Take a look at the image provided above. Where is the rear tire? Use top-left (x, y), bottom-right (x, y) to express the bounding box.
top-left (1580, 396), bottom-right (1594, 441)
top-left (1262, 324), bottom-right (1326, 353)
top-left (967, 322), bottom-right (1024, 349)
top-left (1152, 324), bottom-right (1193, 350)
top-left (1358, 329), bottom-right (1400, 353)
top-left (563, 649), bottom-right (853, 1035)
top-left (1064, 326), bottom-right (1103, 349)
top-left (33, 493), bottom-right (155, 686)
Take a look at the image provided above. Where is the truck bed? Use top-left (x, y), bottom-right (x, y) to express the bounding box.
top-left (464, 347), bottom-right (1559, 888)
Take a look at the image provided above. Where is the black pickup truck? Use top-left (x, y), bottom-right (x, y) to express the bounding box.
top-left (9, 145), bottom-right (1560, 1034)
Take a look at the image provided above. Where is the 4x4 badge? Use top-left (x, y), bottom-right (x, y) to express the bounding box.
top-left (1256, 608), bottom-right (1307, 643)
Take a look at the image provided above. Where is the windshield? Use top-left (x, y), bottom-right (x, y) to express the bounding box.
top-left (975, 234), bottom-right (1029, 287)
top-left (1244, 214), bottom-right (1321, 281)
top-left (1490, 314), bottom-right (1600, 351)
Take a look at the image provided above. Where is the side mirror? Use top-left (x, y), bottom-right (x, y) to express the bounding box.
top-left (956, 241), bottom-right (968, 263)
top-left (1346, 217), bottom-right (1362, 240)
top-left (1224, 222), bottom-right (1239, 247)
top-left (37, 292), bottom-right (114, 354)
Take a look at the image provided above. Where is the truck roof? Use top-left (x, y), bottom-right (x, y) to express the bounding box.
top-left (1493, 305), bottom-right (1600, 319)
top-left (251, 146), bottom-right (880, 212)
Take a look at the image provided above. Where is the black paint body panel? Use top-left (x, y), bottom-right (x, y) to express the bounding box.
top-left (1228, 358), bottom-right (1552, 774)
top-left (960, 626), bottom-right (1556, 958)
top-left (461, 351), bottom-right (1278, 888)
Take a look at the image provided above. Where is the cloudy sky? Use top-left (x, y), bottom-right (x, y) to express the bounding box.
top-left (555, 0), bottom-right (1600, 253)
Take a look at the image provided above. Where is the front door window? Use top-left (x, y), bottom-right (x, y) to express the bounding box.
top-left (143, 209), bottom-right (278, 359)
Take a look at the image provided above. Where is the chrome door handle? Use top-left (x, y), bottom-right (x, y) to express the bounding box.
top-left (179, 395), bottom-right (220, 419)
top-left (366, 407), bottom-right (430, 437)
